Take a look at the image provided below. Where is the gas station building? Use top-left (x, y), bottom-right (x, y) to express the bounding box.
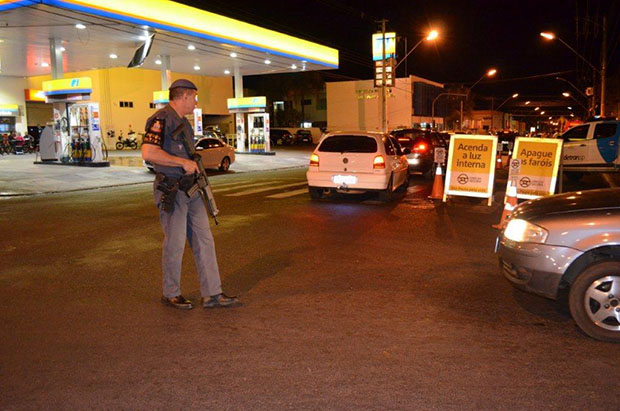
top-left (0, 0), bottom-right (338, 163)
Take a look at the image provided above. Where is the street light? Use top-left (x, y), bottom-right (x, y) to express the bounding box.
top-left (394, 29), bottom-right (439, 70)
top-left (562, 91), bottom-right (589, 112)
top-left (468, 68), bottom-right (497, 93)
top-left (525, 101), bottom-right (531, 105)
top-left (541, 30), bottom-right (606, 115)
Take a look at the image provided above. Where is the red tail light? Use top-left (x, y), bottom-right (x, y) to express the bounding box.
top-left (414, 143), bottom-right (428, 152)
top-left (310, 153), bottom-right (319, 166)
top-left (373, 155), bottom-right (385, 169)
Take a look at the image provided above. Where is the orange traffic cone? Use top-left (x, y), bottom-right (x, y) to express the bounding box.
top-left (492, 180), bottom-right (518, 229)
top-left (428, 163), bottom-right (444, 200)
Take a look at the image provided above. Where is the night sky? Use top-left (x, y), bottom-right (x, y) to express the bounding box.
top-left (184, 0), bottom-right (620, 111)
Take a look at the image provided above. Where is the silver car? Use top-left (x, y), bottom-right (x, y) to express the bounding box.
top-left (496, 188), bottom-right (620, 342)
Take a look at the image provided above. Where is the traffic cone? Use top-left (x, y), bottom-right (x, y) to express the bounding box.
top-left (428, 163), bottom-right (444, 200)
top-left (492, 180), bottom-right (518, 229)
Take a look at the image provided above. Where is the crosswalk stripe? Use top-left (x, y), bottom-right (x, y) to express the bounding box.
top-left (265, 187), bottom-right (308, 199)
top-left (213, 181), bottom-right (282, 193)
top-left (225, 182), bottom-right (306, 197)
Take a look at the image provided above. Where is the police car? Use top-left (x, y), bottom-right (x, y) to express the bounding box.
top-left (561, 119), bottom-right (620, 174)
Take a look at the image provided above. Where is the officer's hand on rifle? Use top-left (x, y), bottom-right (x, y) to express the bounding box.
top-left (181, 158), bottom-right (199, 175)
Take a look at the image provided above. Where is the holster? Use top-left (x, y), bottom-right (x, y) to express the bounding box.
top-left (178, 174), bottom-right (197, 195)
top-left (155, 173), bottom-right (179, 212)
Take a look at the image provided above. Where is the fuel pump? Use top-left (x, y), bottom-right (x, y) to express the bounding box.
top-left (247, 113), bottom-right (270, 153)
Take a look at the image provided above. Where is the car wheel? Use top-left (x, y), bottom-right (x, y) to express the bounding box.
top-left (219, 156), bottom-right (231, 172)
top-left (378, 174), bottom-right (394, 202)
top-left (308, 187), bottom-right (323, 199)
top-left (569, 260), bottom-right (620, 342)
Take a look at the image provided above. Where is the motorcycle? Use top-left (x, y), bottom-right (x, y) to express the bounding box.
top-left (115, 130), bottom-right (138, 150)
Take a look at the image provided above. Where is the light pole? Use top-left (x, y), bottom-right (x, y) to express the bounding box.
top-left (561, 92), bottom-right (589, 112)
top-left (555, 76), bottom-right (591, 115)
top-left (394, 30), bottom-right (438, 71)
top-left (494, 93), bottom-right (518, 131)
top-left (541, 26), bottom-right (606, 116)
top-left (464, 68), bottom-right (497, 130)
top-left (378, 29), bottom-right (438, 132)
top-left (431, 92), bottom-right (467, 130)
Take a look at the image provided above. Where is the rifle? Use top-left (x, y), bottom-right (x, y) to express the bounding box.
top-left (171, 123), bottom-right (219, 225)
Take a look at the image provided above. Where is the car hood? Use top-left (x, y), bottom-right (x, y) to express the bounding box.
top-left (511, 188), bottom-right (620, 221)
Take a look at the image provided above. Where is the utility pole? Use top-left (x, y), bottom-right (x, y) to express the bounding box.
top-left (601, 16), bottom-right (607, 116)
top-left (380, 19), bottom-right (387, 133)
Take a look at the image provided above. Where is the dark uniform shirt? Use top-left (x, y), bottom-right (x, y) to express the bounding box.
top-left (143, 104), bottom-right (192, 179)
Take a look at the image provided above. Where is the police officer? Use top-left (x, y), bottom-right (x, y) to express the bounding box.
top-left (142, 79), bottom-right (239, 310)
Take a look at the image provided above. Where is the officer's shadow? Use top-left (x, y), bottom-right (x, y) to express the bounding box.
top-left (216, 246), bottom-right (304, 297)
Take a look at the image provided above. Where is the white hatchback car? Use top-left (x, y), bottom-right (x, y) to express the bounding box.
top-left (306, 131), bottom-right (410, 201)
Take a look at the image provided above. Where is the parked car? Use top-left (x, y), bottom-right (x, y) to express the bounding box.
top-left (560, 119), bottom-right (620, 181)
top-left (295, 129), bottom-right (313, 144)
top-left (306, 131), bottom-right (410, 201)
top-left (143, 137), bottom-right (235, 172)
top-left (270, 129), bottom-right (294, 145)
top-left (496, 188), bottom-right (620, 342)
top-left (390, 128), bottom-right (447, 178)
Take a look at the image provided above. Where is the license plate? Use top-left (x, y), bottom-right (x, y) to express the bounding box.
top-left (332, 175), bottom-right (357, 185)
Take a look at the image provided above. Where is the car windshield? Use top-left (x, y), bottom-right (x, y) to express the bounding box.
top-left (318, 135), bottom-right (378, 153)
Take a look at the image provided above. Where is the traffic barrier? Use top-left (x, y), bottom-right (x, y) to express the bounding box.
top-left (492, 179), bottom-right (518, 228)
top-left (428, 163), bottom-right (444, 200)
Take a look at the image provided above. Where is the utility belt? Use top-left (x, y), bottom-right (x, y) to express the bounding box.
top-left (155, 172), bottom-right (197, 212)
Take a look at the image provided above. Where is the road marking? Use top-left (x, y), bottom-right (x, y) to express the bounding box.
top-left (225, 182), bottom-right (307, 196)
top-left (266, 187), bottom-right (308, 199)
top-left (213, 181), bottom-right (282, 193)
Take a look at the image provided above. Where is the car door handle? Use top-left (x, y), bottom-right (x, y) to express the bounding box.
top-left (579, 144), bottom-right (587, 147)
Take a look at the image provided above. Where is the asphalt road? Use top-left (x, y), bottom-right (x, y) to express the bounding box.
top-left (1, 168), bottom-right (619, 409)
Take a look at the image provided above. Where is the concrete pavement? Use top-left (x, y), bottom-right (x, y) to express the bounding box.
top-left (0, 146), bottom-right (313, 196)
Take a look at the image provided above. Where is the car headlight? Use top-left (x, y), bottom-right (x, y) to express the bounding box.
top-left (503, 219), bottom-right (548, 243)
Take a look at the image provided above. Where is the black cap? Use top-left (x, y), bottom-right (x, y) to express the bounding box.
top-left (169, 79), bottom-right (197, 91)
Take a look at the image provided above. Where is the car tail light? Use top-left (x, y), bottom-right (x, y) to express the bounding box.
top-left (373, 155), bottom-right (385, 169)
top-left (414, 143), bottom-right (428, 152)
top-left (310, 153), bottom-right (319, 166)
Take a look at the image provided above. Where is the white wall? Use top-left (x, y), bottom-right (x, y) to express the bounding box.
top-left (326, 78), bottom-right (412, 132)
top-left (0, 76), bottom-right (28, 134)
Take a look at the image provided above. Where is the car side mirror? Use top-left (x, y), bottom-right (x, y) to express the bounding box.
top-left (403, 148), bottom-right (411, 155)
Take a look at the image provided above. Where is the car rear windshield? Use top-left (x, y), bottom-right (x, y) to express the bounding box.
top-left (318, 135), bottom-right (378, 153)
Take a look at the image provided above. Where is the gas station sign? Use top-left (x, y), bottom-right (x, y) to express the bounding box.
top-left (372, 32), bottom-right (396, 61)
top-left (24, 89), bottom-right (46, 102)
top-left (510, 137), bottom-right (563, 199)
top-left (227, 97), bottom-right (267, 112)
top-left (42, 77), bottom-right (93, 96)
top-left (153, 90), bottom-right (169, 104)
top-left (444, 135), bottom-right (498, 205)
top-left (0, 104), bottom-right (19, 116)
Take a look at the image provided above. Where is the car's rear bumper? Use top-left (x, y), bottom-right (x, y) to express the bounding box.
top-left (496, 237), bottom-right (583, 299)
top-left (406, 154), bottom-right (433, 172)
top-left (306, 168), bottom-right (390, 191)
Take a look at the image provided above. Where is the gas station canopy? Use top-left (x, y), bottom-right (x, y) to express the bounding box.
top-left (0, 0), bottom-right (339, 77)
